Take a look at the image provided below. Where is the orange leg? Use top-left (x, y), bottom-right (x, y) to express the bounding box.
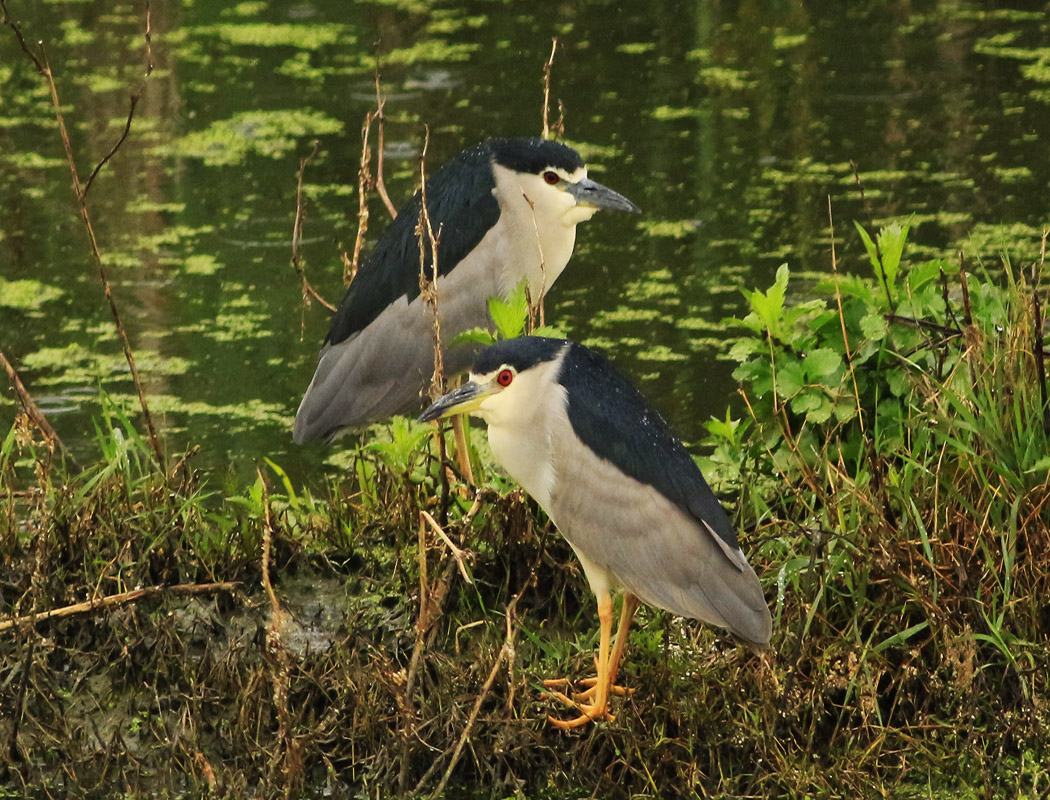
top-left (544, 590), bottom-right (614, 728)
top-left (573, 593), bottom-right (638, 702)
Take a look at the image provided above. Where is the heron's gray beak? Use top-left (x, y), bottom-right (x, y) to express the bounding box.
top-left (418, 380), bottom-right (493, 423)
top-left (567, 177), bottom-right (640, 214)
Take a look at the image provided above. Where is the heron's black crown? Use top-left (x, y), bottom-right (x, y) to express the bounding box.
top-left (471, 336), bottom-right (568, 375)
top-left (488, 137), bottom-right (585, 175)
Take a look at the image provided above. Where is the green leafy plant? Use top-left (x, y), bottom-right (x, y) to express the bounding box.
top-left (451, 278), bottom-right (566, 347)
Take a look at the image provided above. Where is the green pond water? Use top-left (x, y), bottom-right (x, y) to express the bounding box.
top-left (1, 0), bottom-right (1048, 483)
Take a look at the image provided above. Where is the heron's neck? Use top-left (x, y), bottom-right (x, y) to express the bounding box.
top-left (491, 163), bottom-right (579, 300)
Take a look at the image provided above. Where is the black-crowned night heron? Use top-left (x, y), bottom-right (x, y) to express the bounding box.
top-left (419, 337), bottom-right (772, 728)
top-left (293, 137), bottom-right (639, 443)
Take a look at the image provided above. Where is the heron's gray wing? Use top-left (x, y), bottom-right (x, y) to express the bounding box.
top-left (548, 436), bottom-right (771, 645)
top-left (292, 254), bottom-right (497, 442)
top-left (324, 143), bottom-right (501, 348)
top-left (547, 343), bottom-right (771, 645)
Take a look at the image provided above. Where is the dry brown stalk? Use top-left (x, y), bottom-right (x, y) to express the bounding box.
top-left (373, 62), bottom-right (396, 221)
top-left (348, 110), bottom-right (375, 285)
top-left (520, 192), bottom-right (548, 330)
top-left (0, 347), bottom-right (68, 458)
top-left (0, 581), bottom-right (240, 634)
top-left (1, 8), bottom-right (165, 466)
top-left (83, 1), bottom-right (153, 198)
top-left (827, 197), bottom-right (864, 432)
top-left (420, 509), bottom-right (472, 584)
top-left (398, 517), bottom-right (431, 797)
top-left (419, 523), bottom-right (544, 798)
top-left (1034, 231), bottom-right (1049, 434)
top-left (344, 63), bottom-right (394, 285)
top-left (291, 140), bottom-right (336, 313)
top-left (541, 38), bottom-right (559, 140)
top-left (417, 126), bottom-right (445, 400)
top-left (258, 468), bottom-right (302, 798)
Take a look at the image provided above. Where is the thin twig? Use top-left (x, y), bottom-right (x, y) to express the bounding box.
top-left (290, 141), bottom-right (336, 312)
top-left (884, 314), bottom-right (962, 338)
top-left (398, 517), bottom-right (431, 797)
top-left (0, 347), bottom-right (69, 459)
top-left (1033, 232), bottom-right (1049, 435)
top-left (259, 467), bottom-right (301, 798)
top-left (374, 59), bottom-right (396, 221)
top-left (0, 581), bottom-right (240, 634)
top-left (0, 0), bottom-right (44, 72)
top-left (541, 38), bottom-right (558, 140)
top-left (83, 1), bottom-right (153, 198)
top-left (7, 510), bottom-right (48, 762)
top-left (827, 197), bottom-right (864, 432)
top-left (348, 111), bottom-right (375, 285)
top-left (520, 192), bottom-right (547, 329)
top-left (420, 510), bottom-right (472, 584)
top-left (423, 527), bottom-right (545, 798)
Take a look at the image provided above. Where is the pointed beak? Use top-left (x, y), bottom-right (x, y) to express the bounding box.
top-left (567, 177), bottom-right (640, 214)
top-left (418, 380), bottom-right (493, 423)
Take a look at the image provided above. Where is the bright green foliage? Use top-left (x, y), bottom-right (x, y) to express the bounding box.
top-left (451, 278), bottom-right (566, 348)
top-left (705, 219), bottom-right (1050, 787)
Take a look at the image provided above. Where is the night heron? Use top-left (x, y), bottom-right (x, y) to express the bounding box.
top-left (293, 137), bottom-right (639, 443)
top-left (419, 337), bottom-right (772, 728)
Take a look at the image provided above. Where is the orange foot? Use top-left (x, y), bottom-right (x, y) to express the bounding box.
top-left (541, 673), bottom-right (633, 728)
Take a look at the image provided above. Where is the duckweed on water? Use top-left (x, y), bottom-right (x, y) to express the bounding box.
top-left (192, 23), bottom-right (356, 50)
top-left (0, 279), bottom-right (63, 310)
top-left (157, 110), bottom-right (343, 166)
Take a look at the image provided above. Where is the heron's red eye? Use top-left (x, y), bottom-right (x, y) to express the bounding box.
top-left (542, 170), bottom-right (559, 185)
top-left (496, 369), bottom-right (514, 387)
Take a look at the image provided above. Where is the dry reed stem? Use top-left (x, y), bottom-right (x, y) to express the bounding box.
top-left (419, 522), bottom-right (543, 798)
top-left (373, 62), bottom-right (396, 221)
top-left (827, 197), bottom-right (865, 433)
top-left (1, 8), bottom-right (165, 466)
top-left (83, 1), bottom-right (153, 198)
top-left (450, 411), bottom-right (474, 486)
top-left (348, 110), bottom-right (375, 285)
top-left (0, 581), bottom-right (239, 634)
top-left (521, 192), bottom-right (548, 330)
top-left (541, 38), bottom-right (559, 140)
top-left (420, 509), bottom-right (472, 584)
top-left (1034, 231), bottom-right (1049, 434)
top-left (0, 348), bottom-right (68, 459)
top-left (258, 467), bottom-right (302, 798)
top-left (291, 141), bottom-right (336, 313)
top-left (398, 517), bottom-right (431, 796)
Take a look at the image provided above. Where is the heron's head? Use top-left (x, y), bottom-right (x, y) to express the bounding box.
top-left (419, 337), bottom-right (570, 428)
top-left (488, 138), bottom-right (640, 227)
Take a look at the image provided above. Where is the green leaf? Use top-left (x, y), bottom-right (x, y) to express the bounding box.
top-left (876, 219), bottom-right (911, 288)
top-left (532, 323), bottom-right (567, 339)
top-left (704, 408), bottom-right (740, 442)
top-left (450, 328), bottom-right (496, 348)
top-left (804, 348), bottom-right (841, 379)
top-left (745, 264), bottom-right (789, 338)
top-left (860, 312), bottom-right (888, 341)
top-left (854, 221), bottom-right (881, 275)
top-left (775, 360), bottom-right (805, 398)
top-left (790, 389), bottom-right (825, 414)
top-left (1025, 456), bottom-right (1050, 474)
top-left (804, 396), bottom-right (834, 424)
top-left (487, 279), bottom-right (530, 339)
